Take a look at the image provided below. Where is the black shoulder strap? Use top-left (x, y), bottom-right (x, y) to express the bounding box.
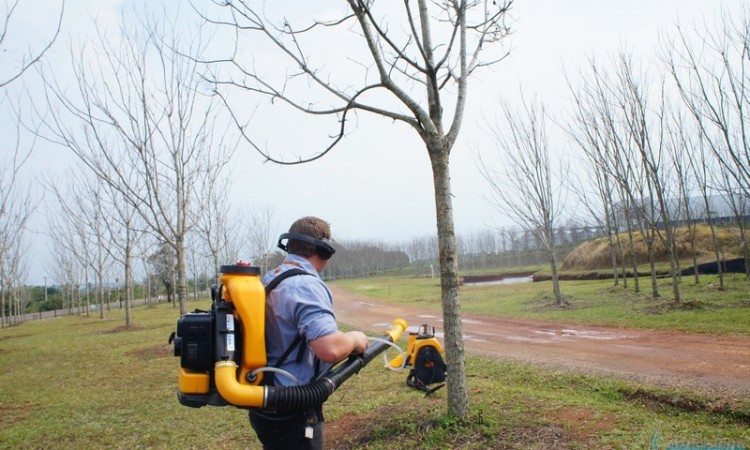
top-left (263, 268), bottom-right (314, 385)
top-left (264, 268), bottom-right (310, 295)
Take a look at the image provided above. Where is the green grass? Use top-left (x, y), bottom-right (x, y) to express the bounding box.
top-left (1, 297), bottom-right (748, 449)
top-left (0, 302), bottom-right (253, 449)
top-left (333, 273), bottom-right (750, 335)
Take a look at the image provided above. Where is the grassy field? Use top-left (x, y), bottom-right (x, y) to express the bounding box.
top-left (1, 274), bottom-right (749, 449)
top-left (333, 273), bottom-right (750, 335)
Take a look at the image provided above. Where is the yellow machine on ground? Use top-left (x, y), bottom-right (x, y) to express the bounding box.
top-left (388, 323), bottom-right (447, 395)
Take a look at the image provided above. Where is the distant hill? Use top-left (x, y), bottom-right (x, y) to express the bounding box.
top-left (562, 224), bottom-right (745, 271)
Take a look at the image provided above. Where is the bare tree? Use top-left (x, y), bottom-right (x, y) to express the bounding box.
top-left (202, 0), bottom-right (513, 416)
top-left (715, 167), bottom-right (750, 278)
top-left (666, 110), bottom-right (700, 284)
top-left (566, 65), bottom-right (626, 286)
top-left (48, 170), bottom-right (137, 320)
top-left (326, 239), bottom-right (410, 279)
top-left (456, 229), bottom-right (502, 271)
top-left (49, 235), bottom-right (81, 315)
top-left (614, 53), bottom-right (682, 303)
top-left (198, 177), bottom-right (243, 286)
top-left (666, 7), bottom-right (750, 277)
top-left (99, 178), bottom-right (145, 326)
top-left (136, 234), bottom-right (161, 307)
top-left (244, 205), bottom-right (277, 275)
top-left (688, 130), bottom-right (726, 289)
top-left (88, 182), bottom-right (114, 318)
top-left (403, 234), bottom-right (438, 268)
top-left (186, 233), bottom-right (200, 301)
top-left (577, 58), bottom-right (645, 293)
top-left (148, 241), bottom-right (177, 304)
top-left (619, 139), bottom-right (661, 299)
top-left (39, 12), bottom-right (233, 316)
top-left (47, 175), bottom-right (97, 317)
top-left (0, 221), bottom-right (31, 325)
top-left (479, 97), bottom-right (567, 305)
top-left (1, 0), bottom-right (63, 324)
top-left (0, 133), bottom-right (35, 327)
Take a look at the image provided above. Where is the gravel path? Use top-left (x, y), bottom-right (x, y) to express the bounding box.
top-left (330, 284), bottom-right (750, 402)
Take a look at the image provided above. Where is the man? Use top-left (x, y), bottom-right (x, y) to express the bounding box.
top-left (249, 216), bottom-right (369, 449)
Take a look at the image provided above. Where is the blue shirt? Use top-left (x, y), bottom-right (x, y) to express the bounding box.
top-left (261, 254), bottom-right (338, 386)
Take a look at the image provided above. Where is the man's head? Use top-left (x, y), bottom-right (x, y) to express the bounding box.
top-left (285, 216), bottom-right (334, 260)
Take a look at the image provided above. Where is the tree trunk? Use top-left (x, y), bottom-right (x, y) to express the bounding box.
top-left (124, 268), bottom-right (131, 327)
top-left (666, 232), bottom-right (681, 304)
top-left (1, 283), bottom-right (5, 328)
top-left (98, 253), bottom-right (105, 319)
top-left (690, 226), bottom-right (700, 285)
top-left (740, 225), bottom-right (750, 280)
top-left (177, 242), bottom-right (187, 316)
top-left (1, 273), bottom-right (5, 328)
top-left (650, 174), bottom-right (681, 303)
top-left (622, 195), bottom-right (639, 292)
top-left (191, 247), bottom-right (198, 301)
top-left (614, 230), bottom-right (627, 289)
top-left (605, 211), bottom-right (619, 286)
top-left (544, 224), bottom-right (563, 305)
top-left (124, 231), bottom-right (132, 327)
top-left (550, 249), bottom-right (562, 305)
top-left (430, 149), bottom-right (468, 419)
top-left (683, 199), bottom-right (700, 285)
top-left (609, 237), bottom-right (619, 286)
top-left (712, 225), bottom-right (725, 290)
top-left (146, 272), bottom-right (151, 307)
top-left (646, 237), bottom-right (660, 299)
top-left (627, 225), bottom-right (639, 292)
top-left (84, 267), bottom-right (91, 317)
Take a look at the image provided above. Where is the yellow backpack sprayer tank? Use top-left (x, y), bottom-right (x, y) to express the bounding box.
top-left (169, 263), bottom-right (409, 410)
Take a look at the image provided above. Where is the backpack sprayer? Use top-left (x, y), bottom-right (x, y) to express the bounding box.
top-left (168, 264), bottom-right (409, 411)
top-left (387, 324), bottom-right (447, 395)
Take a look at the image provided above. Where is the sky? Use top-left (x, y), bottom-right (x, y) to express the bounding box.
top-left (1, 0), bottom-right (744, 285)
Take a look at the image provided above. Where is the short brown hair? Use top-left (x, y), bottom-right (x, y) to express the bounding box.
top-left (287, 216), bottom-right (332, 257)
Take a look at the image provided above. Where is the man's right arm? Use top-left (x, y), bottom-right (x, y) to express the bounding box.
top-left (309, 331), bottom-right (369, 363)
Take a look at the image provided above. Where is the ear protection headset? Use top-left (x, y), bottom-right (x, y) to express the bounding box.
top-left (277, 232), bottom-right (336, 260)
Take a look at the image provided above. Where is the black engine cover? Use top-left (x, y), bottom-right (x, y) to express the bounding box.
top-left (174, 312), bottom-right (213, 372)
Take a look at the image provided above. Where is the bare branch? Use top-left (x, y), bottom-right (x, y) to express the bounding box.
top-left (0, 0), bottom-right (65, 87)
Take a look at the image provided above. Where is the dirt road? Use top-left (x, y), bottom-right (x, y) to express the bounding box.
top-left (330, 285), bottom-right (750, 401)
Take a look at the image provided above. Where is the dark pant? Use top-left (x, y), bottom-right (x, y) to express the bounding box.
top-left (249, 407), bottom-right (324, 450)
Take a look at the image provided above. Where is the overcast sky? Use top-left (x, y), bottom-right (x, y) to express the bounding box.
top-left (2, 0), bottom-right (744, 284)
